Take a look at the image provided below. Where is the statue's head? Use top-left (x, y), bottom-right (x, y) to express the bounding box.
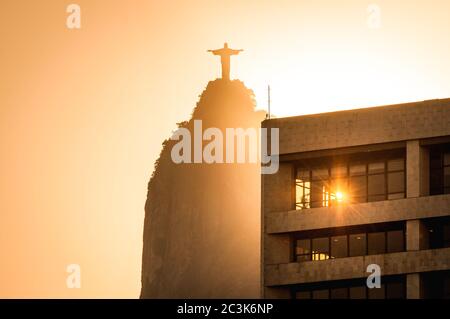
top-left (224, 42), bottom-right (228, 48)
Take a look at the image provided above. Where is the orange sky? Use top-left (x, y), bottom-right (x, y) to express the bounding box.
top-left (1, 0), bottom-right (450, 298)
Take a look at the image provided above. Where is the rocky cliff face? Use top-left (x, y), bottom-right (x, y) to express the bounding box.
top-left (141, 79), bottom-right (265, 298)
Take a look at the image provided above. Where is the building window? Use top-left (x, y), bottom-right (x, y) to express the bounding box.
top-left (331, 235), bottom-right (348, 258)
top-left (425, 217), bottom-right (450, 249)
top-left (368, 232), bottom-right (386, 255)
top-left (330, 287), bottom-right (348, 299)
top-left (295, 170), bottom-right (310, 210)
top-left (312, 289), bottom-right (329, 299)
top-left (311, 168), bottom-right (331, 208)
top-left (422, 270), bottom-right (450, 298)
top-left (292, 276), bottom-right (405, 299)
top-left (368, 173), bottom-right (386, 202)
top-left (368, 284), bottom-right (385, 299)
top-left (445, 275), bottom-right (450, 299)
top-left (367, 162), bottom-right (385, 202)
top-left (349, 233), bottom-right (366, 257)
top-left (430, 146), bottom-right (450, 195)
top-left (444, 224), bottom-right (450, 247)
top-left (445, 153), bottom-right (450, 194)
top-left (387, 230), bottom-right (405, 253)
top-left (386, 282), bottom-right (405, 299)
top-left (349, 286), bottom-right (366, 299)
top-left (387, 159), bottom-right (405, 199)
top-left (295, 239), bottom-right (311, 262)
top-left (295, 156), bottom-right (405, 210)
top-left (295, 291), bottom-right (311, 299)
top-left (312, 237), bottom-right (329, 261)
top-left (293, 225), bottom-right (405, 262)
top-left (349, 165), bottom-right (367, 203)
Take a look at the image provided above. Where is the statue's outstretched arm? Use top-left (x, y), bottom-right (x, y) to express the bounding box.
top-left (231, 49), bottom-right (243, 55)
top-left (207, 49), bottom-right (220, 55)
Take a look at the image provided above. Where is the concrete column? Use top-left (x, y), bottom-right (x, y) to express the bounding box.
top-left (262, 162), bottom-right (294, 213)
top-left (406, 219), bottom-right (429, 251)
top-left (261, 162), bottom-right (294, 298)
top-left (264, 234), bottom-right (291, 265)
top-left (406, 140), bottom-right (430, 198)
top-left (263, 234), bottom-right (291, 298)
top-left (406, 219), bottom-right (428, 299)
top-left (405, 141), bottom-right (429, 299)
top-left (407, 273), bottom-right (421, 299)
top-left (420, 145), bottom-right (430, 196)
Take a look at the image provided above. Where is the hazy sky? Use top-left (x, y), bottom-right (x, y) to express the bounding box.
top-left (1, 0), bottom-right (450, 298)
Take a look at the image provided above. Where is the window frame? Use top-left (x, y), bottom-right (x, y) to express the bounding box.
top-left (295, 154), bottom-right (406, 210)
top-left (430, 147), bottom-right (450, 195)
top-left (293, 224), bottom-right (405, 262)
top-left (291, 276), bottom-right (406, 300)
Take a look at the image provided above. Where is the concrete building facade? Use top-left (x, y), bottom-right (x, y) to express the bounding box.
top-left (261, 99), bottom-right (450, 299)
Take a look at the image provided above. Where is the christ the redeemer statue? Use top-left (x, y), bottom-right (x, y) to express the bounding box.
top-left (208, 43), bottom-right (243, 80)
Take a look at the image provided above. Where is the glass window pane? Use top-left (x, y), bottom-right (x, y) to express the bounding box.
top-left (312, 289), bottom-right (329, 299)
top-left (297, 170), bottom-right (310, 180)
top-left (386, 282), bottom-right (405, 299)
top-left (349, 233), bottom-right (367, 257)
top-left (368, 162), bottom-right (385, 174)
top-left (445, 153), bottom-right (450, 166)
top-left (349, 175), bottom-right (367, 197)
top-left (387, 230), bottom-right (404, 253)
top-left (349, 286), bottom-right (366, 299)
top-left (312, 168), bottom-right (329, 180)
top-left (388, 159), bottom-right (404, 172)
top-left (296, 177), bottom-right (311, 210)
top-left (312, 237), bottom-right (329, 260)
top-left (311, 181), bottom-right (326, 203)
top-left (296, 255), bottom-right (311, 262)
top-left (330, 179), bottom-right (347, 205)
top-left (430, 168), bottom-right (443, 194)
top-left (296, 239), bottom-right (311, 255)
top-left (331, 166), bottom-right (347, 177)
top-left (430, 153), bottom-right (442, 169)
top-left (295, 291), bottom-right (311, 299)
top-left (330, 178), bottom-right (347, 192)
top-left (444, 275), bottom-right (450, 299)
top-left (368, 232), bottom-right (386, 255)
top-left (443, 224), bottom-right (450, 246)
top-left (350, 164), bottom-right (366, 176)
top-left (331, 235), bottom-right (348, 258)
top-left (330, 287), bottom-right (348, 299)
top-left (368, 174), bottom-right (385, 195)
top-left (388, 171), bottom-right (405, 194)
top-left (368, 285), bottom-right (385, 299)
top-left (445, 167), bottom-right (450, 188)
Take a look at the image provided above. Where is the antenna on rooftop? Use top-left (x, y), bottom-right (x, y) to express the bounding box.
top-left (267, 85), bottom-right (271, 120)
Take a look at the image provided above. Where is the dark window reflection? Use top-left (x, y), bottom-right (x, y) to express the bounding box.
top-left (430, 146), bottom-right (450, 195)
top-left (349, 233), bottom-right (366, 257)
top-left (292, 276), bottom-right (405, 300)
top-left (331, 235), bottom-right (348, 258)
top-left (387, 230), bottom-right (404, 253)
top-left (368, 232), bottom-right (386, 255)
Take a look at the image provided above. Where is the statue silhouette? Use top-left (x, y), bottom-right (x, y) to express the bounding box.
top-left (208, 43), bottom-right (243, 80)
